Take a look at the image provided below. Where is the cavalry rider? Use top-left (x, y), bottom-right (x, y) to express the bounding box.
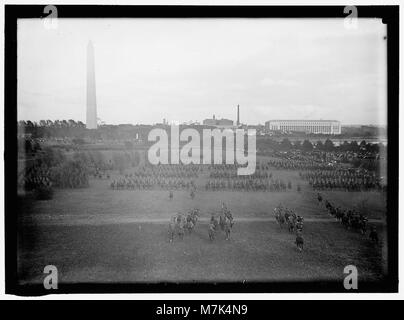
top-left (221, 202), bottom-right (233, 221)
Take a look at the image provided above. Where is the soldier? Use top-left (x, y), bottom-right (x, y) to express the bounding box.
top-left (369, 226), bottom-right (379, 244)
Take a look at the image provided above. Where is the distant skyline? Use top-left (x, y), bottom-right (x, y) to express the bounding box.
top-left (18, 18), bottom-right (387, 126)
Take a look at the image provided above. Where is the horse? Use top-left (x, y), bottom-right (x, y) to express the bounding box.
top-left (217, 214), bottom-right (232, 239)
top-left (208, 222), bottom-right (216, 241)
top-left (219, 215), bottom-right (226, 230)
top-left (287, 215), bottom-right (295, 233)
top-left (223, 219), bottom-right (232, 240)
top-left (295, 234), bottom-right (304, 252)
top-left (275, 212), bottom-right (285, 228)
top-left (189, 209), bottom-right (199, 225)
top-left (168, 213), bottom-right (185, 242)
top-left (295, 221), bottom-right (303, 233)
top-left (185, 219), bottom-right (194, 234)
top-left (341, 214), bottom-right (350, 229)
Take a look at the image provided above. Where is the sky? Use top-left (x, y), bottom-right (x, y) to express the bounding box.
top-left (17, 18), bottom-right (387, 126)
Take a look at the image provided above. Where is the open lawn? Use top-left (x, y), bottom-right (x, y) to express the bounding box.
top-left (18, 221), bottom-right (386, 284)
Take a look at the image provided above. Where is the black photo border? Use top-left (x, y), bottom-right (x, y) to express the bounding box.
top-left (4, 4), bottom-right (399, 295)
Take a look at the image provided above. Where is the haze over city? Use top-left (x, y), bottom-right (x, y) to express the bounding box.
top-left (18, 18), bottom-right (387, 126)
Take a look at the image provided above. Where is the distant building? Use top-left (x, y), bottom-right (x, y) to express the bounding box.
top-left (203, 115), bottom-right (234, 128)
top-left (265, 120), bottom-right (341, 135)
top-left (247, 124), bottom-right (265, 135)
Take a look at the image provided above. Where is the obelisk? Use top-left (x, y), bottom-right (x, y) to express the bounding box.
top-left (86, 40), bottom-right (97, 129)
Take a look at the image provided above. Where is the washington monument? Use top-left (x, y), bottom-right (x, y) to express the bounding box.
top-left (86, 40), bottom-right (97, 129)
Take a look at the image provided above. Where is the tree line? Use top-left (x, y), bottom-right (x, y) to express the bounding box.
top-left (257, 137), bottom-right (385, 153)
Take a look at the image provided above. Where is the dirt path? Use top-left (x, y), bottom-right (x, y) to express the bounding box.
top-left (21, 214), bottom-right (384, 226)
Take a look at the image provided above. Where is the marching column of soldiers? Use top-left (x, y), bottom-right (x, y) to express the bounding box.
top-left (273, 204), bottom-right (305, 251)
top-left (318, 195), bottom-right (379, 244)
top-left (301, 169), bottom-right (381, 191)
top-left (205, 177), bottom-right (288, 192)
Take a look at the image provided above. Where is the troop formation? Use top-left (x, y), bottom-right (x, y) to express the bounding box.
top-left (205, 177), bottom-right (290, 192)
top-left (301, 169), bottom-right (382, 191)
top-left (266, 158), bottom-right (334, 171)
top-left (18, 162), bottom-right (52, 192)
top-left (167, 204), bottom-right (235, 243)
top-left (273, 205), bottom-right (305, 251)
top-left (208, 203), bottom-right (234, 241)
top-left (110, 176), bottom-right (196, 191)
top-left (205, 164), bottom-right (290, 192)
top-left (110, 163), bottom-right (201, 190)
top-left (168, 208), bottom-right (200, 242)
top-left (317, 194), bottom-right (379, 243)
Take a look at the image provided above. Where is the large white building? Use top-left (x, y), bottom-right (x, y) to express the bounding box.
top-left (265, 120), bottom-right (341, 135)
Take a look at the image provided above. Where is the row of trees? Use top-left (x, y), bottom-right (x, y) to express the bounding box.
top-left (18, 120), bottom-right (152, 141)
top-left (257, 137), bottom-right (385, 153)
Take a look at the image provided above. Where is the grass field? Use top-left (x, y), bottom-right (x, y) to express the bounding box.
top-left (17, 169), bottom-right (388, 285)
top-left (18, 221), bottom-right (386, 284)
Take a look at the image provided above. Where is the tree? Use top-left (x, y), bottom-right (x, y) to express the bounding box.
top-left (349, 140), bottom-right (359, 152)
top-left (68, 119), bottom-right (77, 127)
top-left (280, 138), bottom-right (292, 151)
top-left (324, 139), bottom-right (335, 151)
top-left (302, 140), bottom-right (313, 151)
top-left (316, 140), bottom-right (324, 150)
top-left (340, 141), bottom-right (350, 152)
top-left (293, 140), bottom-right (302, 150)
top-left (359, 140), bottom-right (367, 150)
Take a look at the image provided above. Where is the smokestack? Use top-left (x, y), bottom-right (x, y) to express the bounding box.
top-left (237, 104), bottom-right (240, 126)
